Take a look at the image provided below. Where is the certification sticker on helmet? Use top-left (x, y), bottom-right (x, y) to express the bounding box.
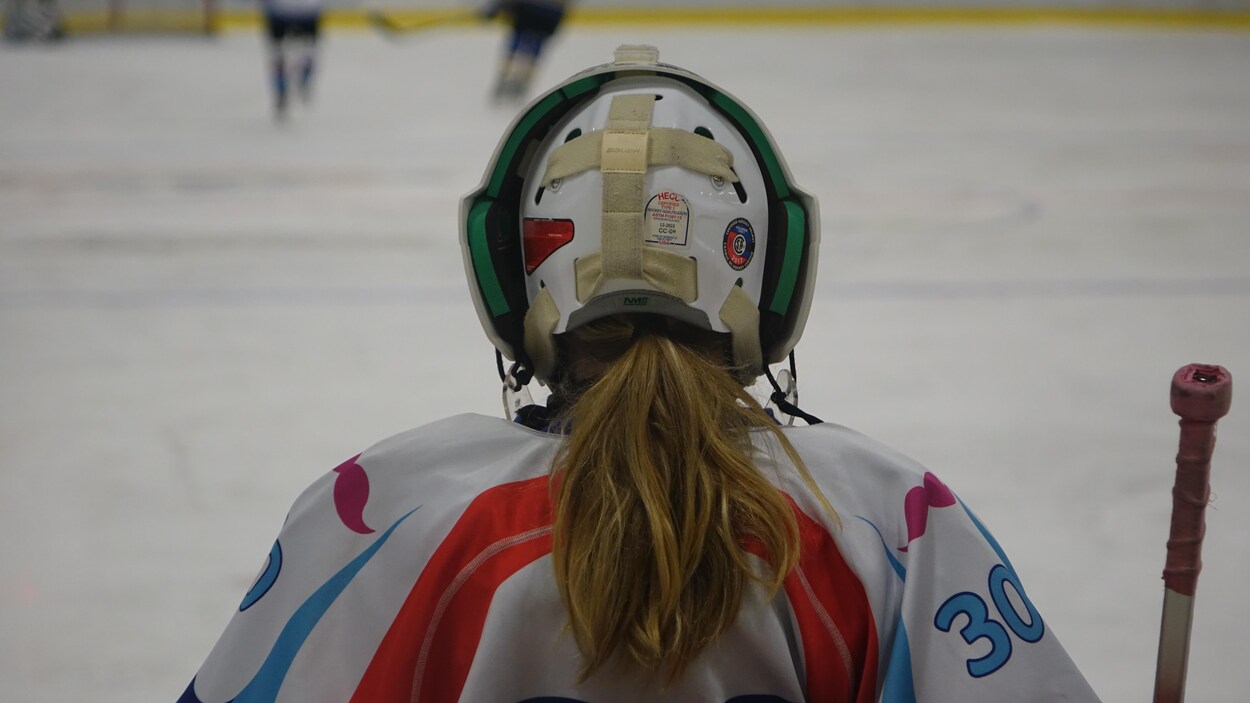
top-left (644, 191), bottom-right (690, 246)
top-left (722, 218), bottom-right (755, 270)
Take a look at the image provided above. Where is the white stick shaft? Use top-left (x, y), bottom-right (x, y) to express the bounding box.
top-left (1153, 589), bottom-right (1196, 703)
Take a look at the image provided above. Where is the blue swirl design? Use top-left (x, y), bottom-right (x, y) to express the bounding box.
top-left (239, 540), bottom-right (282, 612)
top-left (855, 515), bottom-right (907, 581)
top-left (179, 507), bottom-right (419, 703)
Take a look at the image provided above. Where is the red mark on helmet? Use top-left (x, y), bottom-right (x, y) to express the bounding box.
top-left (523, 218), bottom-right (575, 274)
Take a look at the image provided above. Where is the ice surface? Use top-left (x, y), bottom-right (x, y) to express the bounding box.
top-left (1, 24), bottom-right (1248, 703)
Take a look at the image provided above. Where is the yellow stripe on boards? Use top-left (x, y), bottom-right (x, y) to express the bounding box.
top-left (60, 5), bottom-right (1250, 34)
top-left (564, 6), bottom-right (1250, 29)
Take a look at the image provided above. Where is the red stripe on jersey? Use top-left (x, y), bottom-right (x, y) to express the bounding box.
top-left (350, 475), bottom-right (554, 703)
top-left (782, 498), bottom-right (879, 703)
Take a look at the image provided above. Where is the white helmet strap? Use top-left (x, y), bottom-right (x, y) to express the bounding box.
top-left (718, 284), bottom-right (763, 377)
top-left (542, 128), bottom-right (738, 187)
top-left (539, 93), bottom-right (739, 299)
top-left (523, 93), bottom-right (760, 377)
top-left (599, 94), bottom-right (655, 284)
top-left (574, 249), bottom-right (697, 304)
top-left (523, 287), bottom-right (562, 380)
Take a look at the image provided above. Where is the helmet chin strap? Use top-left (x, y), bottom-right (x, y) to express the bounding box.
top-left (498, 346), bottom-right (822, 426)
top-left (763, 351), bottom-right (823, 426)
top-left (497, 350), bottom-right (536, 419)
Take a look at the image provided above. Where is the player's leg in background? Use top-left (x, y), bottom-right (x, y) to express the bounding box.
top-left (492, 30), bottom-right (534, 102)
top-left (294, 15), bottom-right (320, 104)
top-left (2, 0), bottom-right (65, 40)
top-left (37, 0), bottom-right (64, 39)
top-left (491, 1), bottom-right (565, 103)
top-left (264, 15), bottom-right (290, 119)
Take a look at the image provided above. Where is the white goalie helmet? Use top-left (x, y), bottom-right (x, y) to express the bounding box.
top-left (461, 45), bottom-right (820, 383)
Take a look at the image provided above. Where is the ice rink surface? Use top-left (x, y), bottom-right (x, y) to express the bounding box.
top-left (2, 21), bottom-right (1248, 703)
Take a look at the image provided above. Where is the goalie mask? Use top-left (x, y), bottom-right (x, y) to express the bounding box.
top-left (460, 45), bottom-right (819, 383)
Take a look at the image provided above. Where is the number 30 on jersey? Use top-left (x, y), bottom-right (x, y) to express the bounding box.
top-left (933, 562), bottom-right (1045, 677)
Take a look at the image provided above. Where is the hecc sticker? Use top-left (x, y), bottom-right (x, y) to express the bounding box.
top-left (644, 191), bottom-right (690, 246)
top-left (723, 218), bottom-right (755, 270)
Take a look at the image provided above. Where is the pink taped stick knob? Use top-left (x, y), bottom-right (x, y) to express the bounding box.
top-left (1171, 364), bottom-right (1233, 423)
top-left (1163, 364), bottom-right (1232, 596)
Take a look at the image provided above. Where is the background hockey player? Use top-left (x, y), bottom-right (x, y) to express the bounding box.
top-left (482, 0), bottom-right (571, 102)
top-left (259, 0), bottom-right (323, 119)
top-left (1, 0), bottom-right (64, 41)
top-left (178, 45), bottom-right (1101, 702)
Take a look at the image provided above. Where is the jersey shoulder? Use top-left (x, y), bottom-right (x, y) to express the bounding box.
top-left (282, 412), bottom-right (561, 532)
top-left (780, 421), bottom-right (935, 499)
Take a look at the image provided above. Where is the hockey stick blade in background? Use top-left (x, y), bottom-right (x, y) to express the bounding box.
top-left (366, 10), bottom-right (403, 37)
top-left (1153, 363), bottom-right (1232, 703)
top-left (367, 10), bottom-right (482, 41)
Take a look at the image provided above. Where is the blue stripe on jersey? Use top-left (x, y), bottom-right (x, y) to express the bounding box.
top-left (232, 507), bottom-right (419, 702)
top-left (239, 540), bottom-right (283, 612)
top-left (176, 677), bottom-right (217, 703)
top-left (881, 620), bottom-right (918, 703)
top-left (957, 500), bottom-right (1016, 572)
top-left (856, 515), bottom-right (907, 581)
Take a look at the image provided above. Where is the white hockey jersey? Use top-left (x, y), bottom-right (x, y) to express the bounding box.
top-left (179, 413), bottom-right (1100, 702)
top-left (260, 0), bottom-right (323, 20)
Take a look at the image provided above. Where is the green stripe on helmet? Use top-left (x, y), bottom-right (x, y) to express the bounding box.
top-left (708, 91), bottom-right (791, 199)
top-left (485, 92), bottom-right (563, 198)
top-left (467, 198), bottom-right (509, 316)
top-left (704, 90), bottom-right (804, 317)
top-left (769, 199), bottom-right (806, 316)
top-left (473, 74), bottom-right (611, 318)
top-left (486, 75), bottom-right (608, 198)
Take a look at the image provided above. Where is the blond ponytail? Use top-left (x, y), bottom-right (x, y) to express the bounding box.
top-left (549, 317), bottom-right (834, 682)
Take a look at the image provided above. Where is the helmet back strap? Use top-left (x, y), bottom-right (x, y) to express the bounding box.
top-left (599, 93), bottom-right (655, 284)
top-left (542, 129), bottom-right (738, 187)
top-left (541, 93), bottom-right (740, 298)
top-left (523, 93), bottom-right (766, 380)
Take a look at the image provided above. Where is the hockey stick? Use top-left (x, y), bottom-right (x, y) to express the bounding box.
top-left (366, 9), bottom-right (483, 41)
top-left (1153, 363), bottom-right (1232, 703)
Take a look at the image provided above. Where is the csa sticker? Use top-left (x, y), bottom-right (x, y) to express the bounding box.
top-left (645, 191), bottom-right (690, 246)
top-left (723, 218), bottom-right (755, 270)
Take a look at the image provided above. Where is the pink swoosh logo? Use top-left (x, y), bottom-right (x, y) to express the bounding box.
top-left (899, 471), bottom-right (955, 552)
top-left (332, 454), bottom-right (375, 534)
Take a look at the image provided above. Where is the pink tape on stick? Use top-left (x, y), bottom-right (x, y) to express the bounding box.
top-left (1164, 364), bottom-right (1232, 596)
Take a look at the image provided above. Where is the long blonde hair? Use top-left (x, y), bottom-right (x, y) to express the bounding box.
top-left (548, 316), bottom-right (836, 682)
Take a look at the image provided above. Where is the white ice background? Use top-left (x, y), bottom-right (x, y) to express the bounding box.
top-left (1, 23), bottom-right (1248, 703)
